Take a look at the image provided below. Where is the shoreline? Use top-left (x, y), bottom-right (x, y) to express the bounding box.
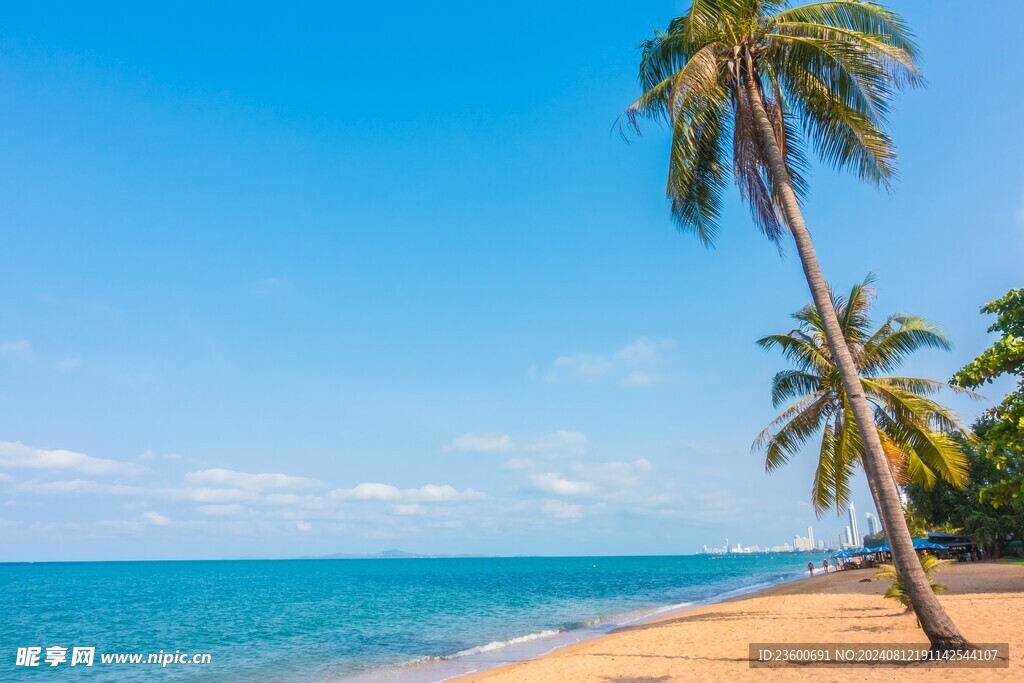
top-left (345, 562), bottom-right (825, 683)
top-left (436, 569), bottom-right (823, 682)
top-left (450, 561), bottom-right (1022, 681)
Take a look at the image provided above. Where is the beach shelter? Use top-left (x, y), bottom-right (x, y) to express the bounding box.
top-left (869, 539), bottom-right (948, 553)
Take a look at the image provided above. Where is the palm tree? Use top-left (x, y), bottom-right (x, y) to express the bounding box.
top-left (754, 276), bottom-right (971, 515)
top-left (625, 0), bottom-right (971, 649)
top-left (876, 554), bottom-right (954, 622)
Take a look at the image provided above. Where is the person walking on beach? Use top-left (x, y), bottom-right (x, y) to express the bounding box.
top-left (823, 559), bottom-right (829, 574)
top-left (807, 561), bottom-right (815, 577)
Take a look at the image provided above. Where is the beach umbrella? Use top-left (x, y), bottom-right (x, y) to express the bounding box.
top-left (865, 539), bottom-right (947, 554)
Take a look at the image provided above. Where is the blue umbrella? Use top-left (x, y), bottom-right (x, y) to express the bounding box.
top-left (867, 539), bottom-right (948, 553)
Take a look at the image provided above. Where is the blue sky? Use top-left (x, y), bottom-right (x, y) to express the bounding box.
top-left (0, 1), bottom-right (1021, 561)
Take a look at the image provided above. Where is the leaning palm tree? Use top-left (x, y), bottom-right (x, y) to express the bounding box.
top-left (625, 0), bottom-right (971, 649)
top-left (754, 277), bottom-right (971, 515)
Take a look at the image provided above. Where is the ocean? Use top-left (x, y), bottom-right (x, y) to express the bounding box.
top-left (1, 553), bottom-right (826, 681)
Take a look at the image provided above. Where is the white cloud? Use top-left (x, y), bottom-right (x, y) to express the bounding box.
top-left (529, 472), bottom-right (594, 496)
top-left (184, 468), bottom-right (321, 491)
top-left (0, 443), bottom-right (141, 476)
top-left (0, 473), bottom-right (12, 483)
top-left (138, 450), bottom-right (183, 463)
top-left (264, 493), bottom-right (304, 505)
top-left (553, 353), bottom-right (614, 380)
top-left (541, 337), bottom-right (675, 387)
top-left (331, 482), bottom-right (400, 501)
top-left (296, 521), bottom-right (313, 532)
top-left (197, 504), bottom-right (246, 517)
top-left (502, 458), bottom-right (535, 470)
top-left (613, 338), bottom-right (673, 365)
top-left (18, 479), bottom-right (145, 495)
top-left (330, 482), bottom-right (485, 503)
top-left (175, 487), bottom-right (258, 503)
top-left (566, 459), bottom-right (657, 497)
top-left (393, 503), bottom-right (427, 516)
top-left (0, 340), bottom-right (32, 359)
top-left (527, 430), bottom-right (588, 458)
top-left (444, 433), bottom-right (514, 453)
top-left (542, 499), bottom-right (584, 519)
top-left (142, 511), bottom-right (170, 526)
top-left (621, 371), bottom-right (665, 387)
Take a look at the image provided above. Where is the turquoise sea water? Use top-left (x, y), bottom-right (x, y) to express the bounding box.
top-left (1, 554), bottom-right (825, 681)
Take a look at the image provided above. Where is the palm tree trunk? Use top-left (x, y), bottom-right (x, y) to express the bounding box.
top-left (742, 74), bottom-right (971, 651)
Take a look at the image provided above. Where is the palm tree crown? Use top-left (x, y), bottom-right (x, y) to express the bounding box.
top-left (625, 0), bottom-right (921, 245)
top-left (754, 277), bottom-right (970, 515)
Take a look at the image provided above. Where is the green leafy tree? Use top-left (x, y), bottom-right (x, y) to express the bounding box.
top-left (952, 289), bottom-right (1024, 510)
top-left (906, 429), bottom-right (1024, 556)
top-left (755, 276), bottom-right (970, 515)
top-left (626, 0), bottom-right (969, 648)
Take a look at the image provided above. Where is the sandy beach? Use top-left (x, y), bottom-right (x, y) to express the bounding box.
top-left (455, 561), bottom-right (1022, 682)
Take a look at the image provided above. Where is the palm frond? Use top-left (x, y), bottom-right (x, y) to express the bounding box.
top-left (625, 44), bottom-right (722, 133)
top-left (874, 409), bottom-right (968, 488)
top-left (863, 378), bottom-right (964, 435)
top-left (767, 1), bottom-right (920, 66)
top-left (871, 376), bottom-right (980, 400)
top-left (665, 87), bottom-right (732, 245)
top-left (770, 369), bottom-right (822, 407)
top-left (757, 330), bottom-right (833, 375)
top-left (753, 392), bottom-right (834, 471)
top-left (769, 35), bottom-right (897, 184)
top-left (811, 406), bottom-right (860, 515)
top-left (838, 274), bottom-right (876, 341)
top-left (769, 19), bottom-right (920, 89)
top-left (862, 315), bottom-right (952, 373)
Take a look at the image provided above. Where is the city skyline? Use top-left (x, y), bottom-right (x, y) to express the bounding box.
top-left (700, 504), bottom-right (884, 554)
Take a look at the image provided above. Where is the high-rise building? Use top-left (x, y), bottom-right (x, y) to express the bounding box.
top-left (793, 534), bottom-right (813, 551)
top-left (807, 526), bottom-right (814, 549)
top-left (849, 504), bottom-right (860, 546)
top-left (866, 512), bottom-right (880, 536)
top-left (845, 525), bottom-right (853, 547)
